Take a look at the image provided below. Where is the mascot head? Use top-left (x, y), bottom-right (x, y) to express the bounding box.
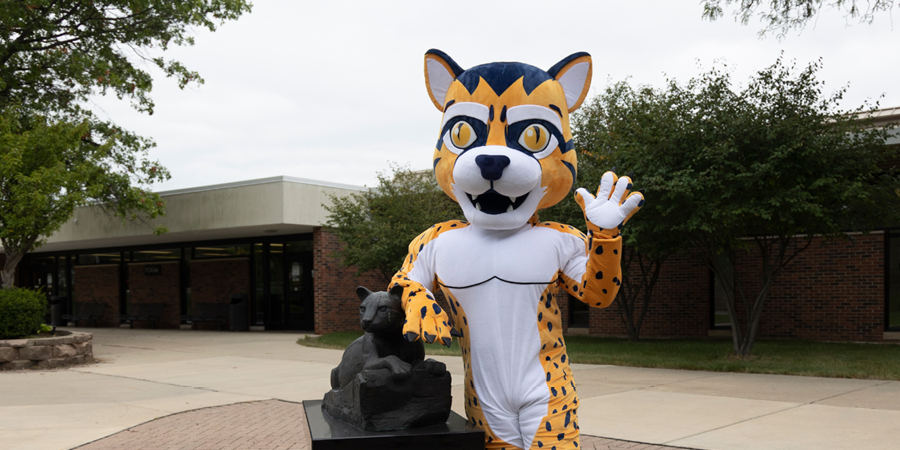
top-left (424, 49), bottom-right (592, 230)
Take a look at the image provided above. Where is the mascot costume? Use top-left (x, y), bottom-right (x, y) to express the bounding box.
top-left (389, 49), bottom-right (644, 450)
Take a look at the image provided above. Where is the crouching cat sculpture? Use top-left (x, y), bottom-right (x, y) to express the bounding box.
top-left (322, 285), bottom-right (452, 431)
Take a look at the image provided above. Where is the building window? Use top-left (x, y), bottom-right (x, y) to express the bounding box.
top-left (569, 294), bottom-right (589, 328)
top-left (887, 231), bottom-right (900, 331)
top-left (76, 252), bottom-right (122, 265)
top-left (193, 244), bottom-right (251, 259)
top-left (133, 248), bottom-right (182, 262)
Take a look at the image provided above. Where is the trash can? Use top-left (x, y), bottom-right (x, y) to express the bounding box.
top-left (50, 296), bottom-right (67, 327)
top-left (229, 294), bottom-right (249, 331)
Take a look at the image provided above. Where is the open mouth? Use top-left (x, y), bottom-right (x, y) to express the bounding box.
top-left (466, 189), bottom-right (529, 215)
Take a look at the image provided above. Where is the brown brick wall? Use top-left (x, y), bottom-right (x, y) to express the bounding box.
top-left (127, 262), bottom-right (181, 328)
top-left (589, 250), bottom-right (711, 338)
top-left (588, 234), bottom-right (887, 341)
top-left (313, 228), bottom-right (390, 334)
top-left (73, 265), bottom-right (120, 327)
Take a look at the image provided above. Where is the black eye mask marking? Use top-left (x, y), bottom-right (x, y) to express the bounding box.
top-left (440, 116), bottom-right (488, 152)
top-left (506, 119), bottom-right (564, 156)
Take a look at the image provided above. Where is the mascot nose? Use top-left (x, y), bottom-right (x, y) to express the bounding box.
top-left (475, 155), bottom-right (510, 181)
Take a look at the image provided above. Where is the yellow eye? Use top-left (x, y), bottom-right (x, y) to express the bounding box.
top-left (450, 121), bottom-right (477, 149)
top-left (518, 124), bottom-right (550, 152)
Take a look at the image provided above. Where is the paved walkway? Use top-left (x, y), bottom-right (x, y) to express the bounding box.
top-left (1, 328), bottom-right (899, 450)
top-left (73, 400), bottom-right (682, 450)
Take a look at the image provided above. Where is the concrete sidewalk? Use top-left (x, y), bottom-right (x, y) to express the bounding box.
top-left (1, 328), bottom-right (899, 450)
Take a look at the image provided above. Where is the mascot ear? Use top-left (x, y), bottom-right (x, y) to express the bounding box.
top-left (548, 52), bottom-right (592, 113)
top-left (424, 49), bottom-right (465, 112)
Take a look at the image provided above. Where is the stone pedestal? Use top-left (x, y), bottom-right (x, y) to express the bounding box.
top-left (322, 365), bottom-right (451, 431)
top-left (305, 399), bottom-right (483, 450)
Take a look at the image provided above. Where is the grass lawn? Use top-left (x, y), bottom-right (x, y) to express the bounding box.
top-left (298, 332), bottom-right (900, 381)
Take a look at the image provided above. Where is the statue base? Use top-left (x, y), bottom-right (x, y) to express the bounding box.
top-left (323, 365), bottom-right (451, 431)
top-left (304, 399), bottom-right (484, 450)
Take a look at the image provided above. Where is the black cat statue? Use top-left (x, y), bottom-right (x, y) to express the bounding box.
top-left (322, 285), bottom-right (452, 431)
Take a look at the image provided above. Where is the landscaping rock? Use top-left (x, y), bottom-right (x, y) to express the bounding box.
top-left (0, 347), bottom-right (17, 362)
top-left (2, 360), bottom-right (34, 370)
top-left (19, 345), bottom-right (52, 360)
top-left (33, 336), bottom-right (74, 346)
top-left (6, 339), bottom-right (32, 348)
top-left (74, 342), bottom-right (91, 355)
top-left (72, 332), bottom-right (92, 343)
top-left (53, 344), bottom-right (77, 358)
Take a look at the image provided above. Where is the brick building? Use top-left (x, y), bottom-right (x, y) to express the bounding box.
top-left (16, 176), bottom-right (387, 333)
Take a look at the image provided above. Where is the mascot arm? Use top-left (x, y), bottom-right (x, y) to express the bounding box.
top-left (566, 171), bottom-right (644, 308)
top-left (389, 226), bottom-right (453, 347)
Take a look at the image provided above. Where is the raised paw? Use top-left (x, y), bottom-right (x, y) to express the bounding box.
top-left (575, 171), bottom-right (644, 235)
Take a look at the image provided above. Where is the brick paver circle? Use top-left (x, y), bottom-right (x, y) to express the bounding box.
top-left (75, 400), bottom-right (693, 450)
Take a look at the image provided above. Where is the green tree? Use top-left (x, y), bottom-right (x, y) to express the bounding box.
top-left (0, 1), bottom-right (252, 289)
top-left (541, 87), bottom-right (689, 341)
top-left (592, 57), bottom-right (899, 355)
top-left (324, 164), bottom-right (464, 281)
top-left (702, 0), bottom-right (895, 37)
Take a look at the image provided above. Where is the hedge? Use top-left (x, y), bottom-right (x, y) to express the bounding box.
top-left (0, 289), bottom-right (46, 339)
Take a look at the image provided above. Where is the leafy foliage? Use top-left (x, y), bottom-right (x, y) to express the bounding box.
top-left (702, 0), bottom-right (895, 37)
top-left (0, 288), bottom-right (46, 339)
top-left (594, 57), bottom-right (899, 354)
top-left (324, 164), bottom-right (464, 281)
top-left (0, 1), bottom-right (251, 288)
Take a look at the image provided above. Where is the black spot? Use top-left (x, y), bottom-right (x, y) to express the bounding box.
top-left (445, 99), bottom-right (456, 109)
top-left (488, 437), bottom-right (493, 443)
top-left (548, 293), bottom-right (553, 302)
top-left (435, 139), bottom-right (443, 151)
top-left (432, 304), bottom-right (442, 314)
top-left (548, 322), bottom-right (553, 332)
top-left (546, 372), bottom-right (551, 382)
top-left (451, 223), bottom-right (457, 227)
top-left (602, 289), bottom-right (608, 294)
top-left (463, 316), bottom-right (468, 325)
top-left (420, 306), bottom-right (427, 318)
top-left (551, 387), bottom-right (557, 396)
top-left (545, 356), bottom-right (550, 361)
top-left (538, 312), bottom-right (543, 321)
top-left (437, 226), bottom-right (442, 232)
top-left (489, 104), bottom-right (494, 121)
top-left (470, 379), bottom-right (474, 388)
top-left (595, 271), bottom-right (603, 280)
top-left (613, 248), bottom-right (618, 255)
top-left (419, 244), bottom-right (424, 252)
top-left (409, 291), bottom-right (416, 297)
top-left (562, 387), bottom-right (567, 395)
top-left (426, 294), bottom-right (434, 300)
top-left (546, 421), bottom-right (552, 431)
top-left (553, 362), bottom-right (558, 368)
top-left (565, 411), bottom-right (571, 427)
top-left (473, 396), bottom-right (478, 406)
top-left (538, 441), bottom-right (544, 448)
top-left (561, 354), bottom-right (566, 363)
top-left (573, 285), bottom-right (578, 292)
top-left (500, 105), bottom-right (507, 122)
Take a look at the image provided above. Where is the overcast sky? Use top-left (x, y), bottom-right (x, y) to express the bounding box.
top-left (88, 0), bottom-right (899, 191)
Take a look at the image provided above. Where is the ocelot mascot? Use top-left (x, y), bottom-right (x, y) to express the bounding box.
top-left (390, 49), bottom-right (644, 450)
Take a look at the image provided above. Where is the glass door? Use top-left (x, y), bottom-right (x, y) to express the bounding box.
top-left (285, 252), bottom-right (314, 330)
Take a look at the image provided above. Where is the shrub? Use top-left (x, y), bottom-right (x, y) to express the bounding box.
top-left (0, 289), bottom-right (46, 339)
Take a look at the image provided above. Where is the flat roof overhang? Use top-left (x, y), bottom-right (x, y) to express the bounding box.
top-left (30, 176), bottom-right (366, 254)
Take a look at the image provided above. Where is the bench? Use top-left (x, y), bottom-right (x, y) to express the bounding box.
top-left (181, 303), bottom-right (230, 330)
top-left (63, 303), bottom-right (106, 327)
top-left (119, 303), bottom-right (165, 329)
